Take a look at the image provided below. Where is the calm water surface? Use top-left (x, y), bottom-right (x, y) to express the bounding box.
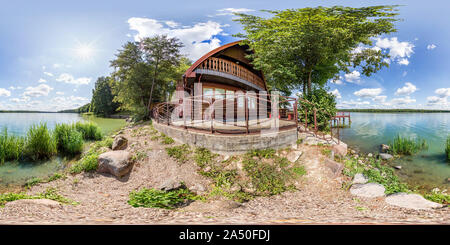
top-left (0, 113), bottom-right (126, 190)
top-left (338, 112), bottom-right (450, 190)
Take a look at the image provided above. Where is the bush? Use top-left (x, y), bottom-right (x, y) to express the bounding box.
top-left (70, 152), bottom-right (99, 174)
top-left (389, 135), bottom-right (428, 155)
top-left (301, 87), bottom-right (337, 131)
top-left (74, 122), bottom-right (103, 140)
top-left (54, 124), bottom-right (84, 155)
top-left (0, 128), bottom-right (25, 163)
top-left (25, 123), bottom-right (57, 160)
top-left (128, 188), bottom-right (197, 209)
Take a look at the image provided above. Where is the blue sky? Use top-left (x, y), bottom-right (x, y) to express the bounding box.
top-left (0, 0), bottom-right (449, 111)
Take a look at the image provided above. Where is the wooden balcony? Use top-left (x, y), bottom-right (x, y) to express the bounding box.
top-left (196, 57), bottom-right (265, 90)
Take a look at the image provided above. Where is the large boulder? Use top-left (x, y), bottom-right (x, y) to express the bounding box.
top-left (287, 151), bottom-right (303, 163)
top-left (385, 193), bottom-right (443, 210)
top-left (158, 178), bottom-right (184, 191)
top-left (324, 158), bottom-right (344, 177)
top-left (352, 173), bottom-right (368, 185)
top-left (97, 150), bottom-right (132, 177)
top-left (332, 143), bottom-right (347, 157)
top-left (350, 183), bottom-right (385, 198)
top-left (112, 135), bottom-right (128, 151)
top-left (5, 199), bottom-right (62, 209)
top-left (379, 153), bottom-right (393, 160)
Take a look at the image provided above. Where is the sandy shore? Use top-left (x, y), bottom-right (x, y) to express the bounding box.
top-left (0, 123), bottom-right (448, 224)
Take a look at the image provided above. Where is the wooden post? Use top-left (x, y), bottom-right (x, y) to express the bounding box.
top-left (294, 99), bottom-right (298, 130)
top-left (166, 103), bottom-right (170, 126)
top-left (314, 109), bottom-right (317, 132)
top-left (245, 93), bottom-right (249, 134)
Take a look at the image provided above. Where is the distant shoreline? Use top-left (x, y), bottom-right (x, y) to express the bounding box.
top-left (338, 109), bottom-right (450, 113)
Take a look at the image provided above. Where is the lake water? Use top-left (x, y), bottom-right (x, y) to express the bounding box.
top-left (0, 113), bottom-right (126, 190)
top-left (338, 112), bottom-right (450, 191)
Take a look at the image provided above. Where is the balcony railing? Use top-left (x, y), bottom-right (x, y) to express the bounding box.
top-left (196, 57), bottom-right (265, 89)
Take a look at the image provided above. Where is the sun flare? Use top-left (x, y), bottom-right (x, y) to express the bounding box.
top-left (75, 44), bottom-right (95, 60)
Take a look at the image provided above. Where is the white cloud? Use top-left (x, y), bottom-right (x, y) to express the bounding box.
top-left (23, 84), bottom-right (53, 97)
top-left (215, 8), bottom-right (255, 16)
top-left (427, 96), bottom-right (446, 105)
top-left (38, 78), bottom-right (47, 83)
top-left (354, 88), bottom-right (382, 98)
top-left (374, 37), bottom-right (414, 65)
top-left (128, 17), bottom-right (226, 60)
top-left (435, 88), bottom-right (450, 98)
top-left (344, 71), bottom-right (361, 83)
top-left (0, 88), bottom-right (11, 97)
top-left (390, 96), bottom-right (416, 105)
top-left (330, 89), bottom-right (341, 99)
top-left (395, 82), bottom-right (417, 96)
top-left (339, 100), bottom-right (370, 107)
top-left (427, 44), bottom-right (437, 50)
top-left (55, 91), bottom-right (64, 95)
top-left (55, 73), bottom-right (91, 85)
top-left (44, 72), bottom-right (54, 77)
top-left (373, 95), bottom-right (387, 103)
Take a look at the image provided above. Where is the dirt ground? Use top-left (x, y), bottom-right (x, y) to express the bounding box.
top-left (0, 123), bottom-right (448, 224)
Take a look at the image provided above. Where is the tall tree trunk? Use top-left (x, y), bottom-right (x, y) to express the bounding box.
top-left (146, 61), bottom-right (159, 119)
top-left (307, 69), bottom-right (313, 96)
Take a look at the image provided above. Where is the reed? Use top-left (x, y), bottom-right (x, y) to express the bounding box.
top-left (389, 135), bottom-right (428, 156)
top-left (74, 121), bottom-right (103, 140)
top-left (25, 123), bottom-right (57, 160)
top-left (0, 128), bottom-right (25, 163)
top-left (54, 123), bottom-right (84, 155)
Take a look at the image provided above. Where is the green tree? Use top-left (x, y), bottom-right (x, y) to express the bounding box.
top-left (91, 76), bottom-right (119, 116)
top-left (235, 5), bottom-right (400, 96)
top-left (110, 37), bottom-right (187, 120)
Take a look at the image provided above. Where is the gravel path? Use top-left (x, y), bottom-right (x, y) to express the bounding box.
top-left (0, 124), bottom-right (448, 224)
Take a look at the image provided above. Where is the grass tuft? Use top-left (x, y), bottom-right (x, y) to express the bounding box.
top-left (389, 135), bottom-right (428, 156)
top-left (165, 144), bottom-right (191, 163)
top-left (128, 188), bottom-right (198, 209)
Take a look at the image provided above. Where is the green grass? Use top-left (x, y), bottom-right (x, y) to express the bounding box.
top-left (194, 147), bottom-right (217, 168)
top-left (160, 134), bottom-right (175, 145)
top-left (165, 144), bottom-right (191, 163)
top-left (25, 123), bottom-right (57, 161)
top-left (70, 152), bottom-right (99, 174)
top-left (54, 124), bottom-right (84, 155)
top-left (74, 121), bottom-right (103, 140)
top-left (0, 128), bottom-right (25, 163)
top-left (424, 190), bottom-right (450, 204)
top-left (445, 135), bottom-right (450, 163)
top-left (0, 188), bottom-right (77, 207)
top-left (389, 135), bottom-right (428, 156)
top-left (128, 188), bottom-right (199, 209)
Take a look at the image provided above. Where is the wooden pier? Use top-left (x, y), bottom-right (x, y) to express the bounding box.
top-left (333, 111), bottom-right (351, 127)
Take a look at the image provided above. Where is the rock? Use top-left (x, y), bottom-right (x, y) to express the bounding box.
top-left (354, 154), bottom-right (359, 159)
top-left (5, 199), bottom-right (62, 209)
top-left (380, 144), bottom-right (390, 153)
top-left (394, 165), bottom-right (402, 170)
top-left (352, 173), bottom-right (368, 185)
top-left (291, 144), bottom-right (298, 150)
top-left (357, 159), bottom-right (363, 165)
top-left (350, 183), bottom-right (385, 198)
top-left (223, 155), bottom-right (230, 161)
top-left (367, 153), bottom-right (373, 158)
top-left (287, 151), bottom-right (303, 163)
top-left (324, 158), bottom-right (344, 177)
top-left (385, 193), bottom-right (443, 210)
top-left (203, 166), bottom-right (212, 172)
top-left (112, 135), bottom-right (128, 151)
top-left (158, 178), bottom-right (184, 191)
top-left (190, 184), bottom-right (206, 194)
top-left (332, 144), bottom-right (347, 157)
top-left (379, 153), bottom-right (393, 160)
top-left (183, 200), bottom-right (241, 212)
top-left (97, 150), bottom-right (133, 178)
top-left (350, 150), bottom-right (356, 155)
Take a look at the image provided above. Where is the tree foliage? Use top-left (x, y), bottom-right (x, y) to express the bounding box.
top-left (110, 35), bottom-right (188, 120)
top-left (300, 87), bottom-right (337, 131)
top-left (234, 5), bottom-right (400, 96)
top-left (91, 76), bottom-right (119, 116)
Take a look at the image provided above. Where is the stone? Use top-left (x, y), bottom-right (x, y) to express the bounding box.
top-left (352, 173), bottom-right (368, 185)
top-left (350, 150), bottom-right (356, 155)
top-left (112, 135), bottom-right (128, 151)
top-left (203, 166), bottom-right (212, 172)
top-left (287, 151), bottom-right (303, 163)
top-left (379, 153), bottom-right (393, 160)
top-left (446, 178), bottom-right (450, 183)
top-left (350, 183), bottom-right (385, 198)
top-left (332, 144), bottom-right (347, 157)
top-left (357, 159), bottom-right (363, 164)
top-left (394, 165), bottom-right (402, 170)
top-left (385, 193), bottom-right (443, 210)
top-left (158, 178), bottom-right (184, 191)
top-left (5, 199), bottom-right (62, 209)
top-left (223, 155), bottom-right (230, 161)
top-left (380, 144), bottom-right (390, 153)
top-left (97, 150), bottom-right (133, 177)
top-left (324, 158), bottom-right (344, 177)
top-left (367, 153), bottom-right (373, 158)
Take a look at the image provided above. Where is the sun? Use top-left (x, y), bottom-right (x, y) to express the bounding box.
top-left (75, 43), bottom-right (95, 60)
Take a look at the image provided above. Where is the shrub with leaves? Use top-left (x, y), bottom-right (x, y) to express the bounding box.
top-left (128, 188), bottom-right (198, 209)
